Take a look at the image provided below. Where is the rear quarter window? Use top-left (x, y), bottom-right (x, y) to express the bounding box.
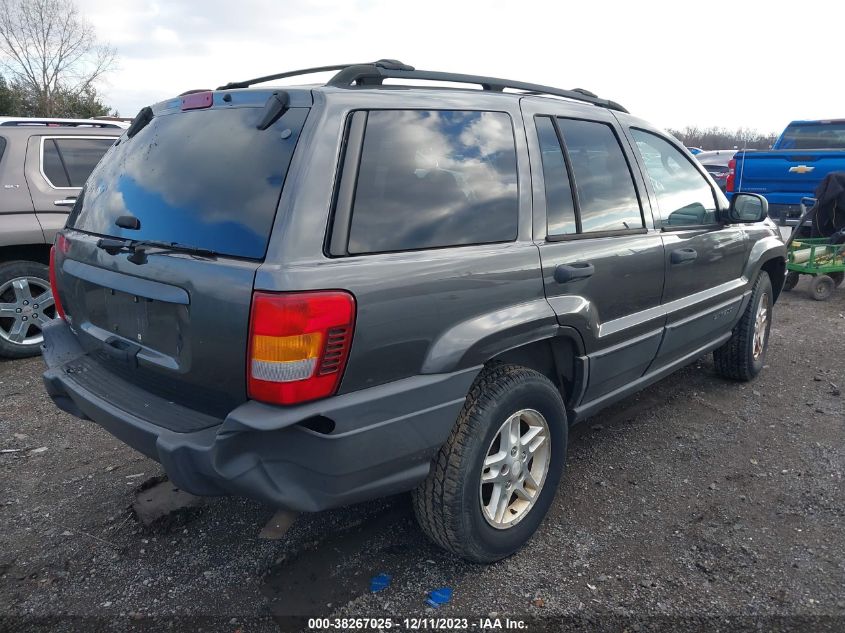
top-left (346, 110), bottom-right (519, 254)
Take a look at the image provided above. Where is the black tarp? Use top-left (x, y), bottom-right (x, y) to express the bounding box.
top-left (812, 171), bottom-right (845, 237)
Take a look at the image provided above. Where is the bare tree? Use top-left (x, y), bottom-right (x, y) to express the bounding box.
top-left (668, 125), bottom-right (778, 151)
top-left (0, 0), bottom-right (115, 116)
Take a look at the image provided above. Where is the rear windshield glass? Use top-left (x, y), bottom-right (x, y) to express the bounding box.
top-left (778, 123), bottom-right (845, 150)
top-left (67, 106), bottom-right (309, 259)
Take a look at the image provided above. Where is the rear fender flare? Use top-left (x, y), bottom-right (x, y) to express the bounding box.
top-left (421, 297), bottom-right (562, 374)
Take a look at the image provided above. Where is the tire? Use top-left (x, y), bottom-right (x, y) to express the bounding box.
top-left (0, 260), bottom-right (56, 359)
top-left (783, 271), bottom-right (800, 292)
top-left (809, 275), bottom-right (835, 301)
top-left (829, 271), bottom-right (844, 288)
top-left (714, 271), bottom-right (772, 382)
top-left (412, 364), bottom-right (567, 563)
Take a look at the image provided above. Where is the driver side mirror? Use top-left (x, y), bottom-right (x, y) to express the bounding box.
top-left (727, 192), bottom-right (768, 223)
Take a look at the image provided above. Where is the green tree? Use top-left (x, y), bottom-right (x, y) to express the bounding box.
top-left (0, 74), bottom-right (16, 114)
top-left (51, 86), bottom-right (112, 118)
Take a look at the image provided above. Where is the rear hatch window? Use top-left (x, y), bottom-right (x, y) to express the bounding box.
top-left (67, 104), bottom-right (309, 259)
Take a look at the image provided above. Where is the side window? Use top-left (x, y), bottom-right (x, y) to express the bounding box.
top-left (55, 138), bottom-right (115, 187)
top-left (630, 129), bottom-right (717, 227)
top-left (42, 139), bottom-right (71, 187)
top-left (346, 110), bottom-right (518, 254)
top-left (0, 137), bottom-right (6, 163)
top-left (536, 117), bottom-right (576, 235)
top-left (556, 118), bottom-right (643, 233)
top-left (42, 137), bottom-right (114, 188)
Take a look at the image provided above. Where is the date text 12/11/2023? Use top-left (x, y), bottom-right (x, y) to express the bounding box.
top-left (307, 617), bottom-right (529, 630)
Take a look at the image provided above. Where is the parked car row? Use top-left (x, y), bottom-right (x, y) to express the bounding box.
top-left (693, 149), bottom-right (736, 191)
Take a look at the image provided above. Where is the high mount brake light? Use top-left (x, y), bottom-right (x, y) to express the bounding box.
top-left (181, 91), bottom-right (213, 111)
top-left (247, 291), bottom-right (356, 405)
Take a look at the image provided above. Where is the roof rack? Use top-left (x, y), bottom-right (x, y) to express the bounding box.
top-left (216, 59), bottom-right (628, 113)
top-left (0, 117), bottom-right (126, 128)
top-left (217, 63), bottom-right (364, 91)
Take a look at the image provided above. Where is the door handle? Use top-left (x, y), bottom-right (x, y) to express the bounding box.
top-left (54, 197), bottom-right (77, 207)
top-left (670, 248), bottom-right (698, 264)
top-left (554, 261), bottom-right (595, 283)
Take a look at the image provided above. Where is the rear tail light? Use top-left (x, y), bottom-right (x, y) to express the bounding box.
top-left (247, 291), bottom-right (356, 405)
top-left (726, 158), bottom-right (736, 192)
top-left (49, 234), bottom-right (69, 321)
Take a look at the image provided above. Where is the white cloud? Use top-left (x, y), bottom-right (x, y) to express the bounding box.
top-left (77, 0), bottom-right (844, 133)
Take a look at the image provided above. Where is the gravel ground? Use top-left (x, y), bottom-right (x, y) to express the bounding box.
top-left (1, 277), bottom-right (843, 633)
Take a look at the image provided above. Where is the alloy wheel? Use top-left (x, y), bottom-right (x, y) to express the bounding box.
top-left (752, 292), bottom-right (769, 359)
top-left (480, 408), bottom-right (551, 529)
top-left (0, 276), bottom-right (56, 348)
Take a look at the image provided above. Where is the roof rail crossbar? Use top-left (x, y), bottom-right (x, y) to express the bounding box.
top-left (326, 62), bottom-right (628, 113)
top-left (217, 63), bottom-right (363, 91)
top-left (217, 59), bottom-right (415, 91)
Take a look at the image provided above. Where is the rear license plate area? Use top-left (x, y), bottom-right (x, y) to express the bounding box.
top-left (82, 285), bottom-right (183, 358)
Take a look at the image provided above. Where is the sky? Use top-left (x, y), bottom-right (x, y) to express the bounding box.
top-left (77, 0), bottom-right (844, 134)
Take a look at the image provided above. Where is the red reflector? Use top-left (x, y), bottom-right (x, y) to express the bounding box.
top-left (247, 291), bottom-right (356, 405)
top-left (49, 245), bottom-right (66, 321)
top-left (56, 232), bottom-right (70, 254)
top-left (726, 158), bottom-right (736, 193)
top-left (181, 91), bottom-right (213, 110)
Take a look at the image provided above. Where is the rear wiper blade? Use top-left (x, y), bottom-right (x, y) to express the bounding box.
top-left (96, 237), bottom-right (133, 254)
top-left (96, 237), bottom-right (217, 264)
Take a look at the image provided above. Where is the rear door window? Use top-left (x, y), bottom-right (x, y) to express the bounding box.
top-left (67, 106), bottom-right (309, 259)
top-left (555, 118), bottom-right (643, 233)
top-left (42, 139), bottom-right (71, 187)
top-left (536, 116), bottom-right (577, 235)
top-left (345, 110), bottom-right (519, 254)
top-left (42, 137), bottom-right (116, 188)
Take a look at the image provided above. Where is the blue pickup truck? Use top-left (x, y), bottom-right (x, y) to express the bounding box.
top-left (727, 119), bottom-right (845, 225)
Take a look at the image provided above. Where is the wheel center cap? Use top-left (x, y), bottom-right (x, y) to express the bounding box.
top-left (21, 306), bottom-right (33, 316)
top-left (512, 460), bottom-right (522, 477)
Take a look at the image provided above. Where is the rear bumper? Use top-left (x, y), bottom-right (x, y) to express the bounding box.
top-left (41, 319), bottom-right (479, 512)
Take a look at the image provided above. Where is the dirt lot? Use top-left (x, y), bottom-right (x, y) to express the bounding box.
top-left (1, 278), bottom-right (844, 633)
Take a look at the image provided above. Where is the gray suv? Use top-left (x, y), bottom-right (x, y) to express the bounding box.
top-left (41, 61), bottom-right (786, 562)
top-left (0, 118), bottom-right (123, 357)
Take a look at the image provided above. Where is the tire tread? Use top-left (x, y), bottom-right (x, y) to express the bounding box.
top-left (412, 364), bottom-right (562, 560)
top-left (713, 272), bottom-right (770, 381)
